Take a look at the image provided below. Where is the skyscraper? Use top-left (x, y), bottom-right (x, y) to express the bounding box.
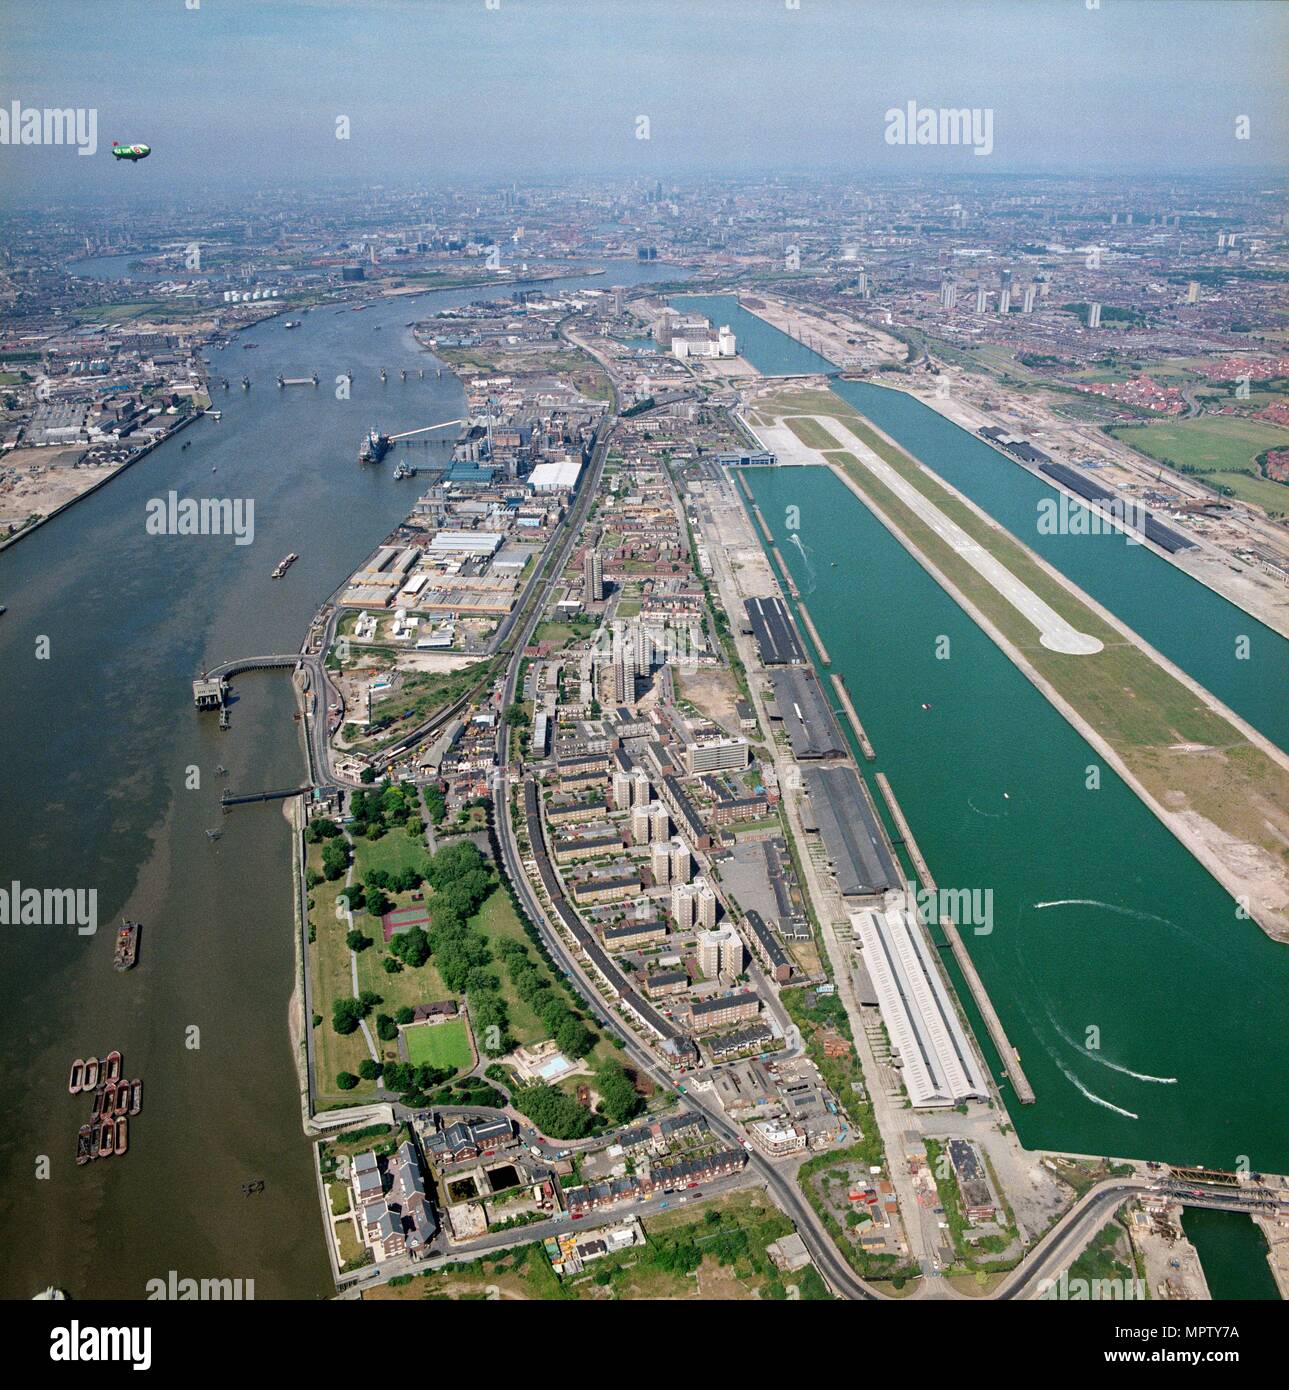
top-left (583, 548), bottom-right (604, 602)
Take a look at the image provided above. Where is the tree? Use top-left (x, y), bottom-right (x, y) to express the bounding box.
top-left (358, 1059), bottom-right (382, 1081)
top-left (346, 929), bottom-right (372, 952)
top-left (321, 839), bottom-right (349, 881)
top-left (389, 925), bottom-right (430, 968)
top-left (336, 1071), bottom-right (359, 1090)
top-left (306, 817), bottom-right (341, 843)
top-left (331, 998), bottom-right (363, 1035)
top-left (556, 1016), bottom-right (595, 1060)
top-left (596, 1060), bottom-right (642, 1125)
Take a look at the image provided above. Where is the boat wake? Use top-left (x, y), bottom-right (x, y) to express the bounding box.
top-left (1010, 970), bottom-right (1142, 1121)
top-left (1033, 898), bottom-right (1180, 931)
top-left (787, 533), bottom-right (817, 593)
top-left (1049, 1016), bottom-right (1178, 1086)
top-left (967, 798), bottom-right (1004, 819)
top-left (1058, 1063), bottom-right (1140, 1120)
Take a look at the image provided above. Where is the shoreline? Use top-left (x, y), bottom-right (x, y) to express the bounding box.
top-left (0, 406), bottom-right (207, 555)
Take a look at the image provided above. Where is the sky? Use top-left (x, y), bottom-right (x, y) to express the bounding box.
top-left (1, 0), bottom-right (1287, 199)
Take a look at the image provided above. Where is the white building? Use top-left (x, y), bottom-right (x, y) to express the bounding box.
top-left (851, 905), bottom-right (989, 1108)
top-left (528, 457), bottom-right (582, 492)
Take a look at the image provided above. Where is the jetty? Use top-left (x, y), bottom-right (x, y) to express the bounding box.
top-left (876, 772), bottom-right (1035, 1105)
top-left (830, 672), bottom-right (875, 760)
top-left (796, 600), bottom-right (831, 666)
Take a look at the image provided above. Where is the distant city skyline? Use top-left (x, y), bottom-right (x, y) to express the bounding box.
top-left (2, 0), bottom-right (1287, 201)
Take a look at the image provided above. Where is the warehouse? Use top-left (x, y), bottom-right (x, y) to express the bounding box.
top-left (800, 765), bottom-right (898, 897)
top-left (851, 905), bottom-right (989, 1108)
top-left (768, 667), bottom-right (846, 759)
top-left (744, 595), bottom-right (805, 666)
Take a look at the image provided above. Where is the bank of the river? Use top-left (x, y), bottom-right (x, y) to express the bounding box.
top-left (0, 258), bottom-right (680, 1300)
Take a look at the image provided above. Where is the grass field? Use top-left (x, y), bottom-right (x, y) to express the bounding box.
top-left (1109, 415), bottom-right (1289, 513)
top-left (783, 416), bottom-right (842, 450)
top-left (404, 1016), bottom-right (473, 1073)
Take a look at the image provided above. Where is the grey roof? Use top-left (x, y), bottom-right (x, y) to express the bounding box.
top-left (801, 764), bottom-right (898, 897)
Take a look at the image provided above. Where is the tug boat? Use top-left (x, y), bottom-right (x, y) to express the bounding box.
top-left (271, 552), bottom-right (299, 579)
top-left (68, 1059), bottom-right (85, 1094)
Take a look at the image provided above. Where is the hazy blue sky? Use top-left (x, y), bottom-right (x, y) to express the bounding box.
top-left (2, 0), bottom-right (1286, 197)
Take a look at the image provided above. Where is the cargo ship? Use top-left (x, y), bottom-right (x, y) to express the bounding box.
top-left (358, 428), bottom-right (391, 465)
top-left (113, 921), bottom-right (140, 972)
top-left (271, 552), bottom-right (299, 579)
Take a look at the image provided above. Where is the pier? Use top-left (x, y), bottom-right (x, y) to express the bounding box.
top-left (830, 672), bottom-right (876, 760)
top-left (875, 772), bottom-right (1036, 1105)
top-left (770, 548), bottom-right (800, 599)
top-left (751, 505), bottom-right (774, 545)
top-left (221, 785), bottom-right (311, 811)
top-left (795, 599), bottom-right (831, 666)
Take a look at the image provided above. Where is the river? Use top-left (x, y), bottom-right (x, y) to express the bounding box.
top-left (0, 257), bottom-right (681, 1299)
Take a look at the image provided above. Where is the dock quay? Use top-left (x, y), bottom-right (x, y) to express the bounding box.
top-left (796, 600), bottom-right (831, 666)
top-left (751, 505), bottom-right (774, 545)
top-left (875, 772), bottom-right (933, 890)
top-left (221, 785), bottom-right (311, 811)
top-left (770, 548), bottom-right (800, 599)
top-left (875, 772), bottom-right (1036, 1105)
top-left (830, 673), bottom-right (876, 760)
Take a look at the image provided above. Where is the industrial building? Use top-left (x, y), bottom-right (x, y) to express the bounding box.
top-left (851, 905), bottom-right (989, 1108)
top-left (743, 595), bottom-right (805, 666)
top-left (800, 764), bottom-right (899, 897)
top-left (768, 667), bottom-right (847, 759)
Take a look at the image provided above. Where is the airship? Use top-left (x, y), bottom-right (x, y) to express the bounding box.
top-left (111, 142), bottom-right (151, 162)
